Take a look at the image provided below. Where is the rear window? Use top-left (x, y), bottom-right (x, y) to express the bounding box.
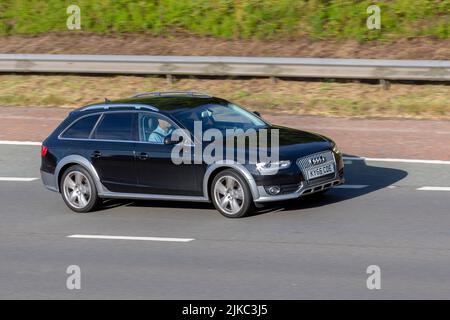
top-left (61, 114), bottom-right (100, 139)
top-left (92, 113), bottom-right (135, 141)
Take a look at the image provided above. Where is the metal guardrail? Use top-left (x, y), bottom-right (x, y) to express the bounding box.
top-left (0, 54), bottom-right (448, 81)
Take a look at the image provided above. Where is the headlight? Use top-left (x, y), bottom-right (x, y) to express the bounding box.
top-left (331, 141), bottom-right (341, 154)
top-left (332, 144), bottom-right (341, 154)
top-left (256, 160), bottom-right (291, 175)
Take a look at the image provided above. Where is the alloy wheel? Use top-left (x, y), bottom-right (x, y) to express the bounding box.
top-left (213, 176), bottom-right (245, 215)
top-left (63, 171), bottom-right (92, 209)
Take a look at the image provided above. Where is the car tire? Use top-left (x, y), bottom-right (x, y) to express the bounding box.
top-left (60, 165), bottom-right (101, 213)
top-left (211, 169), bottom-right (254, 218)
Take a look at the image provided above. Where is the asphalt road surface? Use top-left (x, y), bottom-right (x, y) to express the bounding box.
top-left (1, 144), bottom-right (450, 299)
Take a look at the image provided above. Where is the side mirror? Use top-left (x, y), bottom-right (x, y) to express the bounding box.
top-left (253, 111), bottom-right (262, 117)
top-left (164, 135), bottom-right (183, 145)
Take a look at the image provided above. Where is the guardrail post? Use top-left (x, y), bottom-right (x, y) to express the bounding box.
top-left (166, 74), bottom-right (174, 85)
top-left (380, 79), bottom-right (391, 90)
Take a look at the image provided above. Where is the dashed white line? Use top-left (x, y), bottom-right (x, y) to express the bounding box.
top-left (67, 234), bottom-right (195, 242)
top-left (0, 177), bottom-right (39, 182)
top-left (334, 184), bottom-right (368, 189)
top-left (344, 156), bottom-right (450, 165)
top-left (417, 187), bottom-right (450, 192)
top-left (0, 140), bottom-right (41, 146)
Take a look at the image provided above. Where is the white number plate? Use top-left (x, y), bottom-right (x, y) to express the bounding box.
top-left (306, 163), bottom-right (335, 180)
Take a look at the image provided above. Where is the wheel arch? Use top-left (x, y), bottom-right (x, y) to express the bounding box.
top-left (203, 162), bottom-right (260, 201)
top-left (55, 155), bottom-right (105, 194)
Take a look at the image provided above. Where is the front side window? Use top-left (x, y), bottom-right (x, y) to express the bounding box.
top-left (174, 102), bottom-right (267, 134)
top-left (92, 112), bottom-right (136, 141)
top-left (61, 114), bottom-right (100, 139)
top-left (138, 113), bottom-right (177, 144)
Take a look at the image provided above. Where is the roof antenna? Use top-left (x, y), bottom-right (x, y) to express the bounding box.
top-left (104, 97), bottom-right (110, 103)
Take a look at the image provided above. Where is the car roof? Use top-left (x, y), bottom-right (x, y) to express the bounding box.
top-left (73, 93), bottom-right (227, 115)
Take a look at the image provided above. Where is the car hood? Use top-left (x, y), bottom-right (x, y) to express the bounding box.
top-left (267, 125), bottom-right (333, 158)
top-left (213, 125), bottom-right (333, 161)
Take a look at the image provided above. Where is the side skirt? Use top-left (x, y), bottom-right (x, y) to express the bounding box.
top-left (98, 191), bottom-right (210, 203)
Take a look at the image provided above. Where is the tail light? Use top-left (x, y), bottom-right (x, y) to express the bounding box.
top-left (41, 145), bottom-right (48, 157)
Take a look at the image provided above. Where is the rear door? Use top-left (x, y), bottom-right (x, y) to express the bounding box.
top-left (90, 112), bottom-right (139, 193)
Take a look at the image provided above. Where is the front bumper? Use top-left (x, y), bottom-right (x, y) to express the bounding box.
top-left (254, 149), bottom-right (345, 203)
top-left (254, 175), bottom-right (345, 203)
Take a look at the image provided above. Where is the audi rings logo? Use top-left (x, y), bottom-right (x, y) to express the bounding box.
top-left (309, 155), bottom-right (326, 166)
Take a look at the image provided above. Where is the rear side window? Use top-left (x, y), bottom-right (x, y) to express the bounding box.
top-left (61, 114), bottom-right (100, 139)
top-left (92, 112), bottom-right (136, 141)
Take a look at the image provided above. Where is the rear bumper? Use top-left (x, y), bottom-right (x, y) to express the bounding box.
top-left (40, 170), bottom-right (58, 192)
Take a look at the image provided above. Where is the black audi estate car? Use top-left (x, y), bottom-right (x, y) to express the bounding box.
top-left (41, 92), bottom-right (344, 218)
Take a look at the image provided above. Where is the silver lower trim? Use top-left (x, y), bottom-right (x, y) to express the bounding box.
top-left (98, 190), bottom-right (209, 202)
top-left (45, 155), bottom-right (343, 205)
top-left (40, 170), bottom-right (58, 192)
top-left (254, 177), bottom-right (345, 203)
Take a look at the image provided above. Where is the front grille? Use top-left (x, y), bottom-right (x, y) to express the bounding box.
top-left (296, 150), bottom-right (336, 182)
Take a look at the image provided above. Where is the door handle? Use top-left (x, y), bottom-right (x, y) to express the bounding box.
top-left (138, 152), bottom-right (149, 160)
top-left (91, 151), bottom-right (102, 158)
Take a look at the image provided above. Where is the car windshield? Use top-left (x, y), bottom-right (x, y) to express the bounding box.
top-left (173, 102), bottom-right (268, 134)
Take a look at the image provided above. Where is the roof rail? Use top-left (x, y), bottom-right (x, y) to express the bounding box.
top-left (80, 103), bottom-right (159, 112)
top-left (131, 91), bottom-right (212, 98)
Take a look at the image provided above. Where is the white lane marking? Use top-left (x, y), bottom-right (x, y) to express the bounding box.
top-left (334, 184), bottom-right (368, 189)
top-left (0, 177), bottom-right (39, 182)
top-left (417, 186), bottom-right (450, 191)
top-left (0, 115), bottom-right (64, 121)
top-left (0, 140), bottom-right (41, 146)
top-left (343, 156), bottom-right (450, 165)
top-left (0, 141), bottom-right (449, 165)
top-left (67, 234), bottom-right (195, 242)
top-left (288, 124), bottom-right (450, 135)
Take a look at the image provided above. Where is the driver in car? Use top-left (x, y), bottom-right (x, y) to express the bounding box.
top-left (147, 117), bottom-right (174, 144)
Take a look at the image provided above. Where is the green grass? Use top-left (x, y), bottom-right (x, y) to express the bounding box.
top-left (0, 0), bottom-right (448, 40)
top-left (0, 74), bottom-right (448, 119)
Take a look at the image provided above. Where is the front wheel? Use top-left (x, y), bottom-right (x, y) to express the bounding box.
top-left (211, 169), bottom-right (254, 218)
top-left (61, 165), bottom-right (100, 213)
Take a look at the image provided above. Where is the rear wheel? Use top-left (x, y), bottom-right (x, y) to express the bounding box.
top-left (211, 169), bottom-right (254, 218)
top-left (61, 165), bottom-right (100, 213)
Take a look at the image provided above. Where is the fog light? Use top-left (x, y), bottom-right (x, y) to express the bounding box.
top-left (266, 186), bottom-right (281, 195)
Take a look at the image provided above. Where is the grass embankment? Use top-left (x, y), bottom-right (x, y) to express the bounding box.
top-left (0, 75), bottom-right (448, 119)
top-left (0, 0), bottom-right (448, 40)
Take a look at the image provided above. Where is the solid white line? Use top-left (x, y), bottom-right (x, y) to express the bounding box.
top-left (0, 177), bottom-right (39, 182)
top-left (417, 186), bottom-right (450, 191)
top-left (67, 234), bottom-right (195, 242)
top-left (343, 156), bottom-right (450, 165)
top-left (0, 140), bottom-right (41, 146)
top-left (334, 184), bottom-right (368, 189)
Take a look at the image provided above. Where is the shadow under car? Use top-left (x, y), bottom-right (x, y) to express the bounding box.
top-left (94, 156), bottom-right (408, 217)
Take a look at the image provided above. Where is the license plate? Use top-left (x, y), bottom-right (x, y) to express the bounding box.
top-left (306, 163), bottom-right (335, 180)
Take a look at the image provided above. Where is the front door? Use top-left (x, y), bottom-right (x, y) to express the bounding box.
top-left (134, 112), bottom-right (200, 196)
